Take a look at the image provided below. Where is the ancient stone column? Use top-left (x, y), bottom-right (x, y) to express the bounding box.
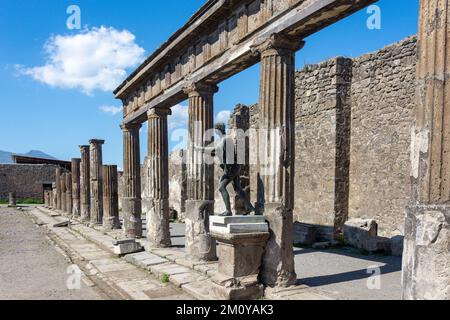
top-left (8, 192), bottom-right (16, 207)
top-left (143, 107), bottom-right (172, 247)
top-left (89, 139), bottom-right (105, 226)
top-left (121, 123), bottom-right (143, 238)
top-left (55, 167), bottom-right (62, 210)
top-left (52, 183), bottom-right (57, 209)
top-left (79, 146), bottom-right (91, 222)
top-left (71, 158), bottom-right (81, 218)
top-left (183, 83), bottom-right (218, 261)
top-left (402, 0), bottom-right (450, 300)
top-left (251, 33), bottom-right (304, 287)
top-left (60, 172), bottom-right (67, 213)
top-left (102, 165), bottom-right (120, 230)
top-left (66, 172), bottom-right (72, 215)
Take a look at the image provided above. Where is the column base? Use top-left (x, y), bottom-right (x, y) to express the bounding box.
top-left (143, 198), bottom-right (172, 247)
top-left (122, 197), bottom-right (143, 238)
top-left (102, 216), bottom-right (121, 230)
top-left (402, 204), bottom-right (449, 300)
top-left (261, 202), bottom-right (297, 288)
top-left (185, 200), bottom-right (217, 261)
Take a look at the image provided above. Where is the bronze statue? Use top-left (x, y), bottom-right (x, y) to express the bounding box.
top-left (195, 123), bottom-right (255, 216)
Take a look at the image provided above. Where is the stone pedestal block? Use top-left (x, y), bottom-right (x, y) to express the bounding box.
top-left (261, 202), bottom-right (297, 287)
top-left (112, 238), bottom-right (144, 255)
top-left (402, 205), bottom-right (449, 300)
top-left (185, 200), bottom-right (217, 261)
top-left (344, 218), bottom-right (378, 249)
top-left (210, 215), bottom-right (269, 300)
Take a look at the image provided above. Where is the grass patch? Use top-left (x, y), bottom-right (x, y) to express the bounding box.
top-left (18, 198), bottom-right (43, 204)
top-left (160, 273), bottom-right (170, 284)
top-left (0, 200), bottom-right (8, 204)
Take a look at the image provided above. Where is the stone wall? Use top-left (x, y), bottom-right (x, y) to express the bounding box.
top-left (348, 36), bottom-right (417, 236)
top-left (0, 164), bottom-right (60, 202)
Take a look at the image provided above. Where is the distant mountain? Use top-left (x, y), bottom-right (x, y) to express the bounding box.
top-left (0, 150), bottom-right (56, 164)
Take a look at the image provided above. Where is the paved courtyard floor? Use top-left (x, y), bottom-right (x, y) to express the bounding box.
top-left (0, 206), bottom-right (106, 300)
top-left (163, 222), bottom-right (402, 300)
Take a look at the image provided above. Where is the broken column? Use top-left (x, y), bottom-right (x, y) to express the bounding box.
top-left (89, 139), bottom-right (104, 226)
top-left (8, 192), bottom-right (16, 207)
top-left (55, 167), bottom-right (62, 210)
top-left (183, 83), bottom-right (218, 261)
top-left (402, 0), bottom-right (450, 300)
top-left (79, 145), bottom-right (90, 222)
top-left (143, 107), bottom-right (172, 247)
top-left (102, 165), bottom-right (120, 230)
top-left (66, 172), bottom-right (72, 215)
top-left (71, 158), bottom-right (81, 218)
top-left (251, 33), bottom-right (304, 287)
top-left (60, 172), bottom-right (67, 213)
top-left (121, 123), bottom-right (143, 238)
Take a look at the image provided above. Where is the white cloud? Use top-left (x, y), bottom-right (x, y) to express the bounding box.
top-left (100, 105), bottom-right (122, 116)
top-left (18, 26), bottom-right (145, 94)
top-left (215, 110), bottom-right (231, 125)
top-left (168, 104), bottom-right (189, 130)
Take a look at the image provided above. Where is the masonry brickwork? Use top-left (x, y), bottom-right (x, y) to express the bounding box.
top-left (0, 164), bottom-right (61, 202)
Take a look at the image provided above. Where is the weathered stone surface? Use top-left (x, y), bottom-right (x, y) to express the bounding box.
top-left (402, 0), bottom-right (450, 300)
top-left (102, 165), bottom-right (120, 230)
top-left (344, 219), bottom-right (378, 249)
top-left (79, 145), bottom-right (90, 222)
top-left (112, 239), bottom-right (143, 255)
top-left (89, 139), bottom-right (104, 226)
top-left (293, 222), bottom-right (317, 245)
top-left (121, 123), bottom-right (143, 238)
top-left (390, 235), bottom-right (404, 257)
top-left (143, 107), bottom-right (172, 247)
top-left (55, 167), bottom-right (62, 210)
top-left (363, 237), bottom-right (391, 253)
top-left (8, 192), bottom-right (16, 207)
top-left (65, 172), bottom-right (72, 215)
top-left (71, 158), bottom-right (81, 218)
top-left (168, 149), bottom-right (187, 221)
top-left (185, 200), bottom-right (217, 261)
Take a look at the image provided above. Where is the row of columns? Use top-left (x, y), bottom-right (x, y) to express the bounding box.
top-left (46, 140), bottom-right (121, 232)
top-left (120, 33), bottom-right (301, 287)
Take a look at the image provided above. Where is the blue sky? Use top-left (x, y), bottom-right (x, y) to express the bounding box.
top-left (0, 0), bottom-right (419, 167)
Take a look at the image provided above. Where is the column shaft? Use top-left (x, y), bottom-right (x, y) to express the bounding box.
top-left (102, 165), bottom-right (120, 230)
top-left (402, 0), bottom-right (450, 300)
top-left (55, 167), bottom-right (62, 210)
top-left (66, 172), bottom-right (72, 215)
top-left (252, 33), bottom-right (303, 287)
top-left (71, 158), bottom-right (81, 217)
top-left (79, 146), bottom-right (91, 222)
top-left (121, 123), bottom-right (143, 238)
top-left (143, 108), bottom-right (172, 247)
top-left (60, 172), bottom-right (67, 213)
top-left (89, 139), bottom-right (105, 226)
top-left (183, 83), bottom-right (218, 261)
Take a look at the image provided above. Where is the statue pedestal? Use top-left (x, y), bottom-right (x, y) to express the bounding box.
top-left (210, 215), bottom-right (269, 300)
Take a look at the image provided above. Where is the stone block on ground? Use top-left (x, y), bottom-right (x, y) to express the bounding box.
top-left (293, 222), bottom-right (317, 245)
top-left (362, 236), bottom-right (391, 253)
top-left (344, 218), bottom-right (378, 249)
top-left (53, 220), bottom-right (70, 228)
top-left (170, 272), bottom-right (207, 288)
top-left (390, 235), bottom-right (404, 256)
top-left (312, 241), bottom-right (331, 249)
top-left (112, 239), bottom-right (144, 255)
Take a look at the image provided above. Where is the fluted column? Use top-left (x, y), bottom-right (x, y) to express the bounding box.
top-left (52, 182), bottom-right (57, 209)
top-left (60, 172), bottom-right (67, 213)
top-left (71, 158), bottom-right (81, 218)
top-left (102, 165), bottom-right (120, 230)
top-left (66, 172), bottom-right (72, 215)
top-left (55, 167), bottom-right (62, 210)
top-left (89, 139), bottom-right (105, 226)
top-left (402, 0), bottom-right (450, 300)
top-left (143, 107), bottom-right (172, 247)
top-left (121, 123), bottom-right (143, 238)
top-left (183, 83), bottom-right (217, 261)
top-left (79, 146), bottom-right (90, 222)
top-left (251, 33), bottom-right (304, 287)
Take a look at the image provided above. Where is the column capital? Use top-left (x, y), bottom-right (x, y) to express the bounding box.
top-left (183, 82), bottom-right (219, 98)
top-left (79, 145), bottom-right (90, 152)
top-left (89, 139), bottom-right (105, 145)
top-left (120, 122), bottom-right (142, 131)
top-left (147, 107), bottom-right (172, 119)
top-left (251, 33), bottom-right (305, 57)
